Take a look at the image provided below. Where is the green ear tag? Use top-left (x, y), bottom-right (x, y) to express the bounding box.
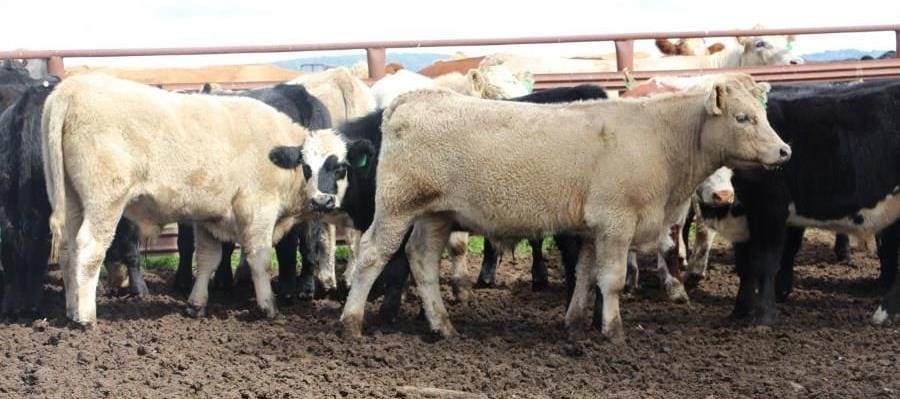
top-left (758, 96), bottom-right (768, 109)
top-left (355, 155), bottom-right (368, 168)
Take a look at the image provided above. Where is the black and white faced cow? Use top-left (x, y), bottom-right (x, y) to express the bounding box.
top-left (0, 78), bottom-right (147, 318)
top-left (727, 80), bottom-right (900, 325)
top-left (174, 83), bottom-right (336, 304)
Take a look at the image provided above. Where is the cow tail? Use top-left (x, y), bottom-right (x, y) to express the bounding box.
top-left (41, 96), bottom-right (67, 264)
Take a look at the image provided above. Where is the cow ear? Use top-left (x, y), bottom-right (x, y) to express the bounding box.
top-left (347, 139), bottom-right (375, 169)
top-left (705, 83), bottom-right (726, 115)
top-left (269, 146), bottom-right (305, 169)
top-left (468, 69), bottom-right (486, 94)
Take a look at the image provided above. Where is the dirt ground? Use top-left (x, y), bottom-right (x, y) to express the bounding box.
top-left (0, 230), bottom-right (897, 398)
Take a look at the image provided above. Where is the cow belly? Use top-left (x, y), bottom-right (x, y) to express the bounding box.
top-left (786, 187), bottom-right (900, 233)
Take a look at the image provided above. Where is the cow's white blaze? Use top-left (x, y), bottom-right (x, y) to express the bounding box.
top-left (302, 130), bottom-right (350, 208)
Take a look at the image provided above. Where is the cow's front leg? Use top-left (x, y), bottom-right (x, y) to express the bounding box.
top-left (186, 226), bottom-right (223, 318)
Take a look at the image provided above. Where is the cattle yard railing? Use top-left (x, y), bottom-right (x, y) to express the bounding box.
top-left (2, 24), bottom-right (899, 254)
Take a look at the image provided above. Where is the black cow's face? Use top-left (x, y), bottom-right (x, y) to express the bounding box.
top-left (269, 129), bottom-right (374, 212)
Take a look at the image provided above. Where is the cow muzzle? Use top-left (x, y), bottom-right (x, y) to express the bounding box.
top-left (311, 193), bottom-right (337, 212)
top-left (712, 190), bottom-right (734, 207)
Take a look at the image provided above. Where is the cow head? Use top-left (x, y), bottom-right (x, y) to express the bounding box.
top-left (269, 129), bottom-right (374, 212)
top-left (700, 74), bottom-right (791, 169)
top-left (468, 64), bottom-right (530, 99)
top-left (738, 34), bottom-right (804, 66)
top-left (696, 167), bottom-right (734, 207)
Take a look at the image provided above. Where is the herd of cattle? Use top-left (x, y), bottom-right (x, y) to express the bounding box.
top-left (0, 32), bottom-right (898, 345)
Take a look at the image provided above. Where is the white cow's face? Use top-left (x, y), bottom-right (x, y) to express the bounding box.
top-left (696, 167), bottom-right (735, 207)
top-left (739, 35), bottom-right (804, 66)
top-left (469, 65), bottom-right (530, 99)
top-left (269, 129), bottom-right (374, 212)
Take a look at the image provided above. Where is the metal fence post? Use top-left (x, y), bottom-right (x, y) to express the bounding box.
top-left (47, 56), bottom-right (65, 79)
top-left (895, 30), bottom-right (899, 55)
top-left (366, 48), bottom-right (386, 81)
top-left (615, 40), bottom-right (634, 72)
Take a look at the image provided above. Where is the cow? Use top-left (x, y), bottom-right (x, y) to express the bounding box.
top-left (1, 61), bottom-right (36, 111)
top-left (322, 85), bottom-right (610, 324)
top-left (41, 73), bottom-right (373, 326)
top-left (173, 83), bottom-right (335, 304)
top-left (713, 80), bottom-right (900, 326)
top-left (287, 67), bottom-right (376, 127)
top-left (655, 38), bottom-right (726, 56)
top-left (348, 61), bottom-right (405, 79)
top-left (371, 66), bottom-right (531, 109)
top-left (0, 78), bottom-right (147, 319)
top-left (336, 73), bottom-right (790, 342)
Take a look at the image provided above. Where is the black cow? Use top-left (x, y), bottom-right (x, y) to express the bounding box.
top-left (338, 85), bottom-right (608, 323)
top-left (0, 61), bottom-right (35, 112)
top-left (0, 78), bottom-right (147, 318)
top-left (173, 83), bottom-right (334, 305)
top-left (728, 80), bottom-right (900, 325)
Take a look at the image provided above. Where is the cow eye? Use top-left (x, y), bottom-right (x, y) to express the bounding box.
top-left (755, 40), bottom-right (767, 49)
top-left (735, 113), bottom-right (750, 123)
top-left (302, 165), bottom-right (312, 180)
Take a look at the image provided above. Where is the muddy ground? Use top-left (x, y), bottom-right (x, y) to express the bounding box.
top-left (0, 230), bottom-right (897, 398)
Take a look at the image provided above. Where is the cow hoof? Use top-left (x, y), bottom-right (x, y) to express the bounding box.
top-left (532, 279), bottom-right (549, 292)
top-left (67, 319), bottom-right (96, 331)
top-left (297, 288), bottom-right (315, 301)
top-left (667, 283), bottom-right (690, 304)
top-left (435, 324), bottom-right (457, 339)
top-left (602, 317), bottom-right (625, 345)
top-left (871, 306), bottom-right (896, 325)
top-left (473, 279), bottom-right (495, 289)
top-left (277, 294), bottom-right (295, 307)
top-left (184, 306), bottom-right (206, 318)
top-left (684, 272), bottom-right (704, 290)
top-left (451, 285), bottom-right (471, 304)
top-left (340, 315), bottom-right (364, 339)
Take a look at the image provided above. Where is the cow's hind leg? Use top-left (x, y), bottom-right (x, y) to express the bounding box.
top-left (70, 207), bottom-right (126, 327)
top-left (406, 216), bottom-right (455, 337)
top-left (530, 238), bottom-right (548, 291)
top-left (564, 239), bottom-right (596, 341)
top-left (873, 220), bottom-right (900, 325)
top-left (174, 223), bottom-right (195, 295)
top-left (476, 238), bottom-right (500, 288)
top-left (594, 234), bottom-right (632, 344)
top-left (212, 242), bottom-right (235, 292)
top-left (656, 233), bottom-right (688, 303)
top-left (341, 214), bottom-right (415, 338)
top-left (276, 223), bottom-right (301, 304)
top-left (186, 226), bottom-right (223, 318)
top-left (447, 232), bottom-right (471, 303)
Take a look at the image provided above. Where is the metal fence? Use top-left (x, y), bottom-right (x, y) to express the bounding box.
top-left (2, 24), bottom-right (899, 254)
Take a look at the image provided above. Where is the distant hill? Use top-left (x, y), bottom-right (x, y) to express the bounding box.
top-left (801, 49), bottom-right (893, 62)
top-left (275, 52), bottom-right (452, 72)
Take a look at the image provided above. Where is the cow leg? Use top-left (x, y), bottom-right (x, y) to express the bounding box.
top-left (0, 235), bottom-right (17, 316)
top-left (316, 223), bottom-right (338, 293)
top-left (753, 236), bottom-right (785, 326)
top-left (447, 232), bottom-right (471, 303)
top-left (685, 199), bottom-right (714, 289)
top-left (174, 223), bottom-right (195, 295)
top-left (656, 230), bottom-right (688, 303)
top-left (530, 238), bottom-right (549, 291)
top-left (341, 227), bottom-right (362, 290)
top-left (341, 214), bottom-right (415, 338)
top-left (186, 226), bottom-right (222, 317)
top-left (276, 223), bottom-right (301, 305)
top-left (476, 238), bottom-right (500, 288)
top-left (564, 237), bottom-right (597, 340)
top-left (212, 242), bottom-right (235, 292)
top-left (776, 227), bottom-right (804, 302)
top-left (406, 216), bottom-right (456, 337)
top-left (121, 221), bottom-right (147, 297)
top-left (873, 220), bottom-right (900, 325)
top-left (624, 251), bottom-right (639, 294)
top-left (556, 233), bottom-right (582, 307)
top-left (731, 242), bottom-right (756, 320)
top-left (232, 246), bottom-right (252, 294)
top-left (60, 196), bottom-right (84, 321)
top-left (69, 208), bottom-right (124, 327)
top-left (377, 237), bottom-right (412, 324)
top-left (833, 233), bottom-right (850, 263)
top-left (594, 234), bottom-right (631, 344)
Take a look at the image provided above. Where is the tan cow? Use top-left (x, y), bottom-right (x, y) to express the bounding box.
top-left (288, 67), bottom-right (376, 126)
top-left (371, 66), bottom-right (531, 109)
top-left (42, 73), bottom-right (372, 326)
top-left (339, 73), bottom-right (790, 343)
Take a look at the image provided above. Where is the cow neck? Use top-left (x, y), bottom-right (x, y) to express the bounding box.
top-left (654, 92), bottom-right (721, 209)
top-left (712, 46), bottom-right (744, 68)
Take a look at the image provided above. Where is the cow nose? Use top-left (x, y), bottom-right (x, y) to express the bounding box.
top-left (311, 195), bottom-right (336, 212)
top-left (789, 58), bottom-right (804, 65)
top-left (778, 145), bottom-right (792, 163)
top-left (712, 190), bottom-right (734, 206)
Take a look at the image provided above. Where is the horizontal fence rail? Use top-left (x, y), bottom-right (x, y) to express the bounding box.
top-left (2, 24), bottom-right (898, 254)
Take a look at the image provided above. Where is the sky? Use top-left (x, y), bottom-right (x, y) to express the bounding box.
top-left (2, 0), bottom-right (898, 67)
